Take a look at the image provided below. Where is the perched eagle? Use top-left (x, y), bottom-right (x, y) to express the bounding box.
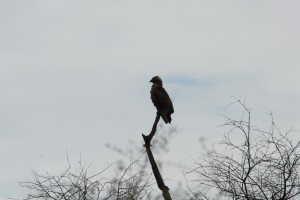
top-left (150, 76), bottom-right (174, 124)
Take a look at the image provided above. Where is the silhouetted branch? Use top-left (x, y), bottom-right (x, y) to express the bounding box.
top-left (187, 98), bottom-right (300, 200)
top-left (19, 158), bottom-right (155, 200)
top-left (142, 112), bottom-right (172, 200)
top-left (142, 112), bottom-right (160, 147)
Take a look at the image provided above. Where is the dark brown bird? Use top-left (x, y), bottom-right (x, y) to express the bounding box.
top-left (150, 76), bottom-right (174, 124)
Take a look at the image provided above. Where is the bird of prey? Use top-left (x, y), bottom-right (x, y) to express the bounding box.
top-left (150, 76), bottom-right (174, 124)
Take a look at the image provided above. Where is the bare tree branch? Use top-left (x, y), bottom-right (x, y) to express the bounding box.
top-left (187, 98), bottom-right (300, 200)
top-left (142, 112), bottom-right (173, 200)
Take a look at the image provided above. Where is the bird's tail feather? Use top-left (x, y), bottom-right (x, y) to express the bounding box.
top-left (161, 113), bottom-right (171, 124)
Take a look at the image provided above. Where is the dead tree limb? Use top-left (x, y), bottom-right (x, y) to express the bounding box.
top-left (142, 112), bottom-right (172, 200)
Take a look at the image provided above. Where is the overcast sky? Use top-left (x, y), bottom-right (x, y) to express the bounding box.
top-left (1, 1), bottom-right (300, 198)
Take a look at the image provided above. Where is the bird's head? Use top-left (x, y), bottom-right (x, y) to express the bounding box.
top-left (150, 76), bottom-right (163, 86)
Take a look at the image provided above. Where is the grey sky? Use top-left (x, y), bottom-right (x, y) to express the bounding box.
top-left (1, 1), bottom-right (300, 198)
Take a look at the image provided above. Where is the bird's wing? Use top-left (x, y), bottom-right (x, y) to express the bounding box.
top-left (158, 87), bottom-right (174, 113)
